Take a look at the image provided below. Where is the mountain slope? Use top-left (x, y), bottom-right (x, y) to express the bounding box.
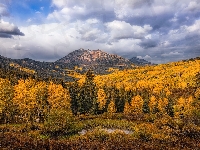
top-left (56, 49), bottom-right (132, 66)
top-left (56, 48), bottom-right (134, 74)
top-left (129, 57), bottom-right (151, 66)
top-left (0, 48), bottom-right (154, 81)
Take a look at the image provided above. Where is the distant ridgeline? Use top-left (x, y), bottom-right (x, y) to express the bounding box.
top-left (0, 48), bottom-right (153, 83)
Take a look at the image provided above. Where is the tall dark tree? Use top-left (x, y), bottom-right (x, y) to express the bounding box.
top-left (69, 81), bottom-right (80, 115)
top-left (79, 70), bottom-right (98, 114)
top-left (115, 87), bottom-right (125, 113)
top-left (166, 97), bottom-right (174, 117)
top-left (69, 70), bottom-right (98, 115)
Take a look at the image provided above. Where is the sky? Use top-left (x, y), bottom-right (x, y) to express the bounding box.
top-left (0, 0), bottom-right (200, 63)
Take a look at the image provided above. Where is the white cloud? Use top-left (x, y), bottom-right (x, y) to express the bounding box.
top-left (187, 20), bottom-right (200, 33)
top-left (49, 0), bottom-right (105, 22)
top-left (75, 19), bottom-right (108, 42)
top-left (186, 1), bottom-right (200, 12)
top-left (106, 20), bottom-right (152, 40)
top-left (137, 55), bottom-right (151, 60)
top-left (51, 0), bottom-right (68, 8)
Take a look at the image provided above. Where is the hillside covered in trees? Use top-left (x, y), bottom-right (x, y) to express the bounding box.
top-left (0, 57), bottom-right (200, 149)
top-left (0, 49), bottom-right (152, 82)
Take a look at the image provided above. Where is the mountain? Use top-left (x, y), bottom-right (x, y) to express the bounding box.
top-left (0, 48), bottom-right (153, 81)
top-left (0, 55), bottom-right (74, 82)
top-left (56, 49), bottom-right (131, 65)
top-left (56, 48), bottom-right (133, 74)
top-left (129, 57), bottom-right (152, 66)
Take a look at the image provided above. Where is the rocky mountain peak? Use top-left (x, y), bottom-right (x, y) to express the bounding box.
top-left (56, 48), bottom-right (130, 65)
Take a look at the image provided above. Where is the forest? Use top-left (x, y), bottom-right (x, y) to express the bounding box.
top-left (0, 58), bottom-right (200, 149)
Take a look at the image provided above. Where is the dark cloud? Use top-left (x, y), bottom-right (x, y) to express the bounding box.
top-left (139, 39), bottom-right (157, 49)
top-left (0, 20), bottom-right (25, 38)
top-left (0, 33), bottom-right (12, 38)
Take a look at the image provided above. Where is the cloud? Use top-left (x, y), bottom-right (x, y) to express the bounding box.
top-left (12, 44), bottom-right (23, 50)
top-left (137, 55), bottom-right (152, 60)
top-left (48, 0), bottom-right (118, 24)
top-left (0, 20), bottom-right (25, 38)
top-left (1, 0), bottom-right (200, 64)
top-left (106, 20), bottom-right (152, 41)
top-left (186, 1), bottom-right (200, 12)
top-left (0, 3), bottom-right (9, 16)
top-left (0, 33), bottom-right (12, 38)
top-left (161, 52), bottom-right (182, 57)
top-left (75, 19), bottom-right (108, 42)
top-left (187, 20), bottom-right (200, 33)
top-left (114, 0), bottom-right (155, 19)
top-left (139, 38), bottom-right (157, 49)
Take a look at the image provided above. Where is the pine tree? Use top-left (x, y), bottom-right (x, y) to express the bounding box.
top-left (69, 81), bottom-right (80, 115)
top-left (79, 70), bottom-right (98, 114)
top-left (69, 70), bottom-right (98, 115)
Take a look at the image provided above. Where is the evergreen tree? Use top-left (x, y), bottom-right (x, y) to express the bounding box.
top-left (166, 97), bottom-right (174, 117)
top-left (69, 70), bottom-right (98, 115)
top-left (115, 87), bottom-right (125, 113)
top-left (69, 81), bottom-right (80, 115)
top-left (79, 70), bottom-right (98, 114)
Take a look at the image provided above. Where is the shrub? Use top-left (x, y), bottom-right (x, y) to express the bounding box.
top-left (43, 110), bottom-right (76, 137)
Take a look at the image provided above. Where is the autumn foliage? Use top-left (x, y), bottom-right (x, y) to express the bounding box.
top-left (0, 58), bottom-right (200, 149)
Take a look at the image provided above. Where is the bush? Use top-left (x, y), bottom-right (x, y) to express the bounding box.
top-left (43, 110), bottom-right (76, 137)
top-left (78, 127), bottom-right (109, 142)
top-left (182, 124), bottom-right (200, 139)
top-left (132, 123), bottom-right (154, 141)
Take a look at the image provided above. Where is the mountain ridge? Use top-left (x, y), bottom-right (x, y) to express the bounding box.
top-left (0, 48), bottom-right (152, 81)
top-left (56, 48), bottom-right (133, 67)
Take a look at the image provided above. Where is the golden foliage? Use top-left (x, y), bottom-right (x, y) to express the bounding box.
top-left (47, 81), bottom-right (71, 110)
top-left (107, 101), bottom-right (116, 113)
top-left (97, 89), bottom-right (106, 110)
top-left (130, 95), bottom-right (143, 113)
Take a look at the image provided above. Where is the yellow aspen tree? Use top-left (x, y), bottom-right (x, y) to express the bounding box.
top-left (158, 97), bottom-right (168, 114)
top-left (182, 96), bottom-right (194, 118)
top-left (123, 102), bottom-right (131, 114)
top-left (97, 89), bottom-right (106, 110)
top-left (35, 81), bottom-right (49, 122)
top-left (48, 82), bottom-right (71, 112)
top-left (107, 101), bottom-right (116, 114)
top-left (174, 97), bottom-right (185, 119)
top-left (13, 78), bottom-right (38, 123)
top-left (149, 95), bottom-right (157, 113)
top-left (130, 95), bottom-right (143, 114)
